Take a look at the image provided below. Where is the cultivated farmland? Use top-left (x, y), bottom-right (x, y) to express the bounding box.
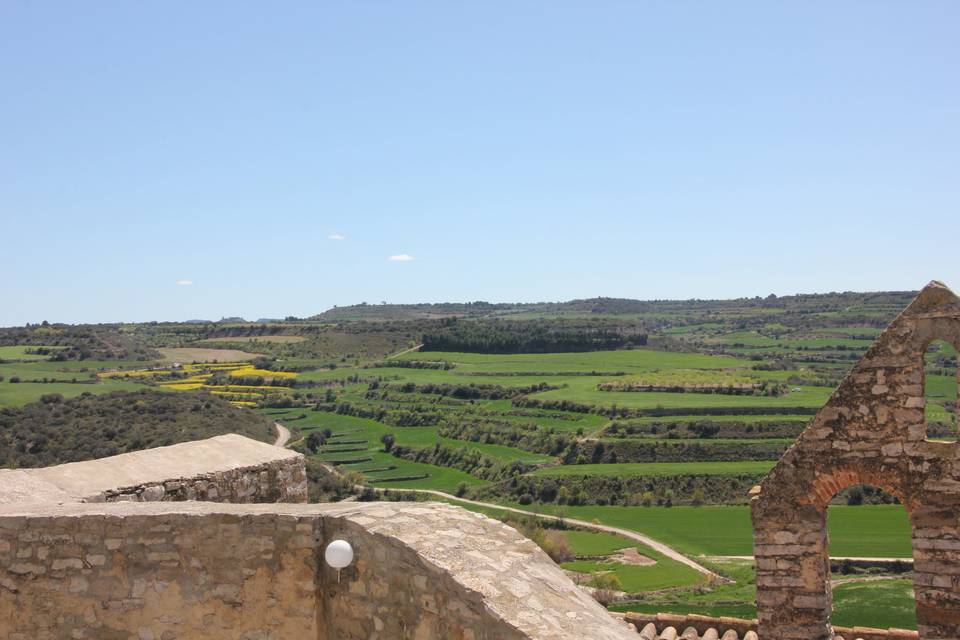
top-left (0, 289), bottom-right (944, 628)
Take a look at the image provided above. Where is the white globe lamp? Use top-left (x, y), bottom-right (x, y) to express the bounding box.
top-left (324, 539), bottom-right (354, 582)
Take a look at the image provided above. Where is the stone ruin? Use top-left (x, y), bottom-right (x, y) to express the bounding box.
top-left (752, 281), bottom-right (960, 640)
top-left (0, 434), bottom-right (636, 639)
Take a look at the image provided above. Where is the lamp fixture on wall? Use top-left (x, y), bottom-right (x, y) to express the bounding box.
top-left (324, 539), bottom-right (354, 582)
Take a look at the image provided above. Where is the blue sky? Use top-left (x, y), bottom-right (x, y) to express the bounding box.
top-left (2, 2), bottom-right (957, 325)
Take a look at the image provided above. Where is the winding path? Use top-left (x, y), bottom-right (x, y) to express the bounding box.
top-left (384, 343), bottom-right (423, 359)
top-left (368, 486), bottom-right (730, 583)
top-left (273, 422), bottom-right (291, 448)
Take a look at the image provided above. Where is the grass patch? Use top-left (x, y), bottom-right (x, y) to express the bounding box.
top-left (0, 379), bottom-right (146, 407)
top-left (831, 578), bottom-right (916, 629)
top-left (562, 555), bottom-right (702, 592)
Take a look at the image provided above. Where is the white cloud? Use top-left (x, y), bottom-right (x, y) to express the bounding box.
top-left (328, 233), bottom-right (346, 241)
top-left (388, 254), bottom-right (414, 262)
top-left (176, 279), bottom-right (193, 286)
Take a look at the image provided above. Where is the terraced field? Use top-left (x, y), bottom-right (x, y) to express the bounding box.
top-left (1, 289), bottom-right (949, 629)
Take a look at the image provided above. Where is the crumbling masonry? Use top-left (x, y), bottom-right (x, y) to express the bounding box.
top-left (752, 281), bottom-right (960, 640)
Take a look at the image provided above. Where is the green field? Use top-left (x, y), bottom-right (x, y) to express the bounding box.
top-left (400, 349), bottom-right (755, 373)
top-left (351, 452), bottom-right (487, 492)
top-left (831, 578), bottom-right (916, 629)
top-left (492, 503), bottom-right (912, 557)
top-left (609, 558), bottom-right (757, 619)
top-left (301, 412), bottom-right (553, 464)
top-left (563, 554), bottom-right (702, 592)
top-left (557, 529), bottom-right (704, 591)
top-left (564, 529), bottom-right (639, 556)
top-left (0, 345), bottom-right (68, 361)
top-left (289, 412), bottom-right (555, 492)
top-left (0, 379), bottom-right (146, 406)
top-left (610, 560), bottom-right (915, 630)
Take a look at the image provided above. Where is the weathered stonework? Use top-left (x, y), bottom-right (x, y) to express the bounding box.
top-left (0, 501), bottom-right (637, 640)
top-left (0, 434), bottom-right (308, 505)
top-left (751, 282), bottom-right (960, 640)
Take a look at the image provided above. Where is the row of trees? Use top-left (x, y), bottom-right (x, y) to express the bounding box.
top-left (421, 319), bottom-right (647, 354)
top-left (386, 381), bottom-right (557, 400)
top-left (476, 472), bottom-right (760, 507)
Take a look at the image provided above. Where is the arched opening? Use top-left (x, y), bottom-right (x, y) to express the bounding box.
top-left (827, 485), bottom-right (915, 631)
top-left (924, 340), bottom-right (957, 442)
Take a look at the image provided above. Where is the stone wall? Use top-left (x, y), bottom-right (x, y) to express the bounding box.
top-left (0, 434), bottom-right (308, 505)
top-left (0, 501), bottom-right (638, 640)
top-left (751, 282), bottom-right (960, 640)
top-left (98, 458), bottom-right (307, 504)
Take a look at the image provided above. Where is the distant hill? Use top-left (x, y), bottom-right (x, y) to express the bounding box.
top-left (311, 291), bottom-right (919, 323)
top-left (311, 301), bottom-right (517, 321)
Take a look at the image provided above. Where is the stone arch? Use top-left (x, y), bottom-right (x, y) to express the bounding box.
top-left (751, 282), bottom-right (960, 640)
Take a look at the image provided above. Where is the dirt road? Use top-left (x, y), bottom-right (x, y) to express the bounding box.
top-left (274, 422), bottom-right (291, 447)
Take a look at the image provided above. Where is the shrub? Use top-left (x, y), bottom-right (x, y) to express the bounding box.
top-left (592, 587), bottom-right (617, 606)
top-left (518, 493), bottom-right (534, 505)
top-left (691, 488), bottom-right (706, 506)
top-left (541, 530), bottom-right (573, 563)
top-left (591, 572), bottom-right (623, 591)
top-left (590, 573), bottom-right (623, 606)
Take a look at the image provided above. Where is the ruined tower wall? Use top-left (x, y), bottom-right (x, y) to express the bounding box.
top-left (751, 282), bottom-right (960, 640)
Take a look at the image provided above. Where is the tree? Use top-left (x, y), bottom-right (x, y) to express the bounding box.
top-left (380, 433), bottom-right (395, 452)
top-left (306, 431), bottom-right (326, 453)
